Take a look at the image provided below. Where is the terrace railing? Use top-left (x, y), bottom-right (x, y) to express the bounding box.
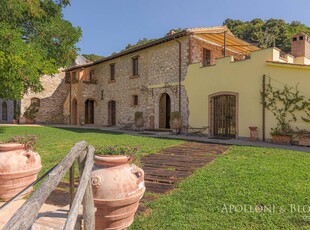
top-left (2, 141), bottom-right (95, 230)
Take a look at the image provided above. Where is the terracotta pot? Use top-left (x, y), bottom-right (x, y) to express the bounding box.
top-left (170, 118), bottom-right (182, 130)
top-left (12, 119), bottom-right (19, 124)
top-left (0, 143), bottom-right (42, 201)
top-left (26, 119), bottom-right (34, 124)
top-left (249, 127), bottom-right (258, 141)
top-left (91, 155), bottom-right (145, 230)
top-left (272, 135), bottom-right (292, 145)
top-left (135, 117), bottom-right (144, 128)
top-left (298, 136), bottom-right (310, 146)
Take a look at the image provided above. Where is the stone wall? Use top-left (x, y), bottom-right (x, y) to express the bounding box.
top-left (20, 71), bottom-right (68, 124)
top-left (190, 36), bottom-right (245, 64)
top-left (0, 99), bottom-right (15, 123)
top-left (66, 36), bottom-right (190, 129)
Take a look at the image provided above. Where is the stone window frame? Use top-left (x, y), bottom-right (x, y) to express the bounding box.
top-left (109, 63), bottom-right (116, 83)
top-left (131, 56), bottom-right (139, 78)
top-left (31, 98), bottom-right (40, 107)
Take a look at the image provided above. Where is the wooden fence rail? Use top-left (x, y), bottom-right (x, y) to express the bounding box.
top-left (3, 141), bottom-right (95, 230)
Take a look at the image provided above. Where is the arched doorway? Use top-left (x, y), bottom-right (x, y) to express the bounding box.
top-left (210, 93), bottom-right (237, 138)
top-left (159, 93), bottom-right (171, 129)
top-left (2, 102), bottom-right (7, 121)
top-left (85, 99), bottom-right (95, 124)
top-left (108, 100), bottom-right (116, 125)
top-left (71, 99), bottom-right (77, 125)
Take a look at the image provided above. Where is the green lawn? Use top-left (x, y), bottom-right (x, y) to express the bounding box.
top-left (131, 146), bottom-right (310, 230)
top-left (1, 126), bottom-right (309, 229)
top-left (0, 126), bottom-right (183, 176)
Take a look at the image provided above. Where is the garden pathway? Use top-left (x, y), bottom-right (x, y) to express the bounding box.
top-left (45, 142), bottom-right (229, 213)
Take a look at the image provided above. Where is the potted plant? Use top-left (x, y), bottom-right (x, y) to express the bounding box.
top-left (91, 145), bottom-right (145, 229)
top-left (270, 122), bottom-right (293, 145)
top-left (23, 106), bottom-right (39, 124)
top-left (0, 135), bottom-right (41, 201)
top-left (295, 128), bottom-right (310, 146)
top-left (170, 111), bottom-right (182, 130)
top-left (12, 106), bottom-right (21, 124)
top-left (134, 111), bottom-right (144, 130)
top-left (249, 126), bottom-right (258, 141)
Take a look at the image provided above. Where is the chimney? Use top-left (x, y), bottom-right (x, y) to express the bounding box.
top-left (291, 32), bottom-right (310, 59)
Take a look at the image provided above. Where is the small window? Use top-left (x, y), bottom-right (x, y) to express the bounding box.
top-left (2, 102), bottom-right (7, 120)
top-left (203, 49), bottom-right (211, 66)
top-left (89, 70), bottom-right (94, 81)
top-left (132, 57), bottom-right (139, 76)
top-left (31, 98), bottom-right (40, 107)
top-left (110, 63), bottom-right (115, 81)
top-left (293, 37), bottom-right (297, 41)
top-left (65, 72), bottom-right (71, 83)
top-left (133, 95), bottom-right (139, 106)
top-left (299, 36), bottom-right (304, 40)
top-left (72, 72), bottom-right (78, 83)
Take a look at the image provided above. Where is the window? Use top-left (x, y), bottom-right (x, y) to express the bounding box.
top-left (132, 57), bottom-right (139, 76)
top-left (89, 70), bottom-right (94, 81)
top-left (293, 37), bottom-right (297, 41)
top-left (133, 95), bottom-right (139, 106)
top-left (203, 49), bottom-right (211, 66)
top-left (65, 72), bottom-right (71, 83)
top-left (299, 36), bottom-right (304, 40)
top-left (31, 98), bottom-right (40, 107)
top-left (2, 102), bottom-right (7, 120)
top-left (72, 72), bottom-right (78, 83)
top-left (110, 63), bottom-right (115, 81)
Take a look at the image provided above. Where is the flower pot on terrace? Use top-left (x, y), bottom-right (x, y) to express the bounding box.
top-left (272, 135), bottom-right (292, 145)
top-left (91, 155), bottom-right (145, 230)
top-left (297, 136), bottom-right (310, 147)
top-left (0, 143), bottom-right (42, 201)
top-left (170, 118), bottom-right (182, 130)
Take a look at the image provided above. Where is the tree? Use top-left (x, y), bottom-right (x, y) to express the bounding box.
top-left (0, 0), bottom-right (81, 99)
top-left (82, 54), bottom-right (104, 62)
top-left (223, 18), bottom-right (310, 53)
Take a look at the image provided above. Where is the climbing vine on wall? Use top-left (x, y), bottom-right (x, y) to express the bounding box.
top-left (261, 79), bottom-right (310, 135)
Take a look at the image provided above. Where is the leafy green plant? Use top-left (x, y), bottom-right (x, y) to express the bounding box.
top-left (8, 135), bottom-right (38, 151)
top-left (170, 111), bottom-right (181, 120)
top-left (294, 128), bottom-right (310, 137)
top-left (23, 106), bottom-right (39, 120)
top-left (135, 112), bottom-right (143, 120)
top-left (95, 145), bottom-right (139, 156)
top-left (261, 80), bottom-right (309, 136)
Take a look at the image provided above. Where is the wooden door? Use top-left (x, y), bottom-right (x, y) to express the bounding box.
top-left (159, 93), bottom-right (171, 129)
top-left (108, 100), bottom-right (116, 125)
top-left (72, 99), bottom-right (77, 125)
top-left (85, 99), bottom-right (94, 124)
top-left (211, 94), bottom-right (236, 138)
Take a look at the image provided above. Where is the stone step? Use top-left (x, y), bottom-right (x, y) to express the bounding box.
top-left (0, 200), bottom-right (82, 230)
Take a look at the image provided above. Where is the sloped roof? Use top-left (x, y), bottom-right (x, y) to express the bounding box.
top-left (65, 26), bottom-right (258, 72)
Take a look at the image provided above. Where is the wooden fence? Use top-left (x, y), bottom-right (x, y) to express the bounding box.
top-left (3, 141), bottom-right (95, 230)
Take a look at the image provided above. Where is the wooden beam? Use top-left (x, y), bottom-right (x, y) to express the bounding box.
top-left (64, 146), bottom-right (95, 230)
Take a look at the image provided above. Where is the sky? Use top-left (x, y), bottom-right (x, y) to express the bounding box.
top-left (63, 0), bottom-right (310, 56)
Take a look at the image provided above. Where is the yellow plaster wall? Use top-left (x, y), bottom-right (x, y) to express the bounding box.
top-left (183, 48), bottom-right (310, 139)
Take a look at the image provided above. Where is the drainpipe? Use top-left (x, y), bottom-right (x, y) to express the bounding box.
top-left (175, 40), bottom-right (182, 113)
top-left (223, 31), bottom-right (227, 57)
top-left (262, 74), bottom-right (266, 141)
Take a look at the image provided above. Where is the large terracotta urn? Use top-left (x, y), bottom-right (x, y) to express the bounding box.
top-left (91, 155), bottom-right (145, 230)
top-left (0, 143), bottom-right (42, 201)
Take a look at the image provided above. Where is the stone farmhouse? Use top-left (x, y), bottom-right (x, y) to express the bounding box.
top-left (1, 27), bottom-right (309, 140)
